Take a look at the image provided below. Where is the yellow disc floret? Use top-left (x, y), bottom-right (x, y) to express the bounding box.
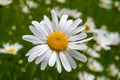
top-left (6, 48), bottom-right (15, 54)
top-left (84, 25), bottom-right (90, 32)
top-left (47, 32), bottom-right (68, 52)
top-left (92, 66), bottom-right (97, 71)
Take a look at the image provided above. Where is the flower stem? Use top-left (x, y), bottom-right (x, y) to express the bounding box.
top-left (58, 73), bottom-right (61, 80)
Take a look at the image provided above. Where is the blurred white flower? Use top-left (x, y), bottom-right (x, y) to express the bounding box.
top-left (22, 10), bottom-right (92, 73)
top-left (94, 28), bottom-right (112, 50)
top-left (20, 1), bottom-right (38, 14)
top-left (78, 72), bottom-right (95, 80)
top-left (108, 32), bottom-right (120, 45)
top-left (0, 0), bottom-right (12, 6)
top-left (114, 1), bottom-right (120, 12)
top-left (45, 0), bottom-right (51, 5)
top-left (85, 46), bottom-right (100, 58)
top-left (99, 0), bottom-right (112, 10)
top-left (84, 17), bottom-right (96, 33)
top-left (56, 0), bottom-right (66, 3)
top-left (88, 58), bottom-right (103, 72)
top-left (54, 7), bottom-right (82, 19)
top-left (21, 5), bottom-right (30, 14)
top-left (93, 44), bottom-right (102, 51)
top-left (26, 0), bottom-right (38, 8)
top-left (0, 43), bottom-right (23, 55)
top-left (107, 64), bottom-right (120, 77)
top-left (97, 76), bottom-right (110, 80)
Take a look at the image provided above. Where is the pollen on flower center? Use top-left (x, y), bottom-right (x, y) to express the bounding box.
top-left (84, 25), bottom-right (90, 32)
top-left (92, 66), bottom-right (97, 71)
top-left (47, 32), bottom-right (68, 52)
top-left (7, 48), bottom-right (15, 53)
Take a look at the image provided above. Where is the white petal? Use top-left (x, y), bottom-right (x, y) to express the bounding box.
top-left (69, 37), bottom-right (93, 44)
top-left (3, 43), bottom-right (10, 49)
top-left (68, 44), bottom-right (87, 50)
top-left (56, 54), bottom-right (62, 73)
top-left (51, 10), bottom-right (58, 31)
top-left (68, 26), bottom-right (85, 36)
top-left (40, 50), bottom-right (52, 70)
top-left (59, 52), bottom-right (71, 72)
top-left (0, 49), bottom-right (6, 53)
top-left (35, 52), bottom-right (47, 64)
top-left (22, 35), bottom-right (45, 44)
top-left (68, 32), bottom-right (87, 41)
top-left (48, 51), bottom-right (57, 67)
top-left (68, 49), bottom-right (87, 62)
top-left (26, 45), bottom-right (48, 56)
top-left (26, 45), bottom-right (42, 56)
top-left (35, 48), bottom-right (52, 64)
top-left (44, 16), bottom-right (53, 33)
top-left (32, 21), bottom-right (48, 36)
top-left (59, 15), bottom-right (68, 31)
top-left (63, 20), bottom-right (73, 33)
top-left (29, 25), bottom-right (47, 40)
top-left (28, 45), bottom-right (49, 62)
top-left (66, 19), bottom-right (82, 34)
top-left (64, 51), bottom-right (77, 69)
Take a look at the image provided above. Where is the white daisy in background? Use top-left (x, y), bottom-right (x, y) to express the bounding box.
top-left (107, 64), bottom-right (120, 77)
top-left (0, 0), bottom-right (12, 6)
top-left (87, 58), bottom-right (103, 72)
top-left (99, 0), bottom-right (113, 10)
top-left (108, 32), bottom-right (120, 45)
top-left (94, 29), bottom-right (112, 50)
top-left (84, 17), bottom-right (96, 33)
top-left (54, 7), bottom-right (82, 19)
top-left (0, 43), bottom-right (23, 55)
top-left (20, 0), bottom-right (38, 14)
top-left (93, 44), bottom-right (102, 51)
top-left (114, 1), bottom-right (120, 12)
top-left (22, 10), bottom-right (93, 73)
top-left (56, 0), bottom-right (66, 3)
top-left (26, 0), bottom-right (38, 9)
top-left (97, 76), bottom-right (110, 80)
top-left (78, 72), bottom-right (95, 80)
top-left (45, 0), bottom-right (51, 5)
top-left (85, 46), bottom-right (100, 58)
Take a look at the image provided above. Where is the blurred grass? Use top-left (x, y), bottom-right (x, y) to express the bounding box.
top-left (0, 0), bottom-right (120, 80)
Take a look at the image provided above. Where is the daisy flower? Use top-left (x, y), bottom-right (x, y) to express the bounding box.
top-left (45, 0), bottom-right (51, 5)
top-left (0, 43), bottom-right (23, 55)
top-left (99, 0), bottom-right (112, 10)
top-left (78, 72), bottom-right (95, 80)
top-left (107, 64), bottom-right (119, 77)
top-left (0, 0), bottom-right (12, 6)
top-left (56, 0), bottom-right (66, 3)
top-left (87, 58), bottom-right (103, 72)
top-left (84, 17), bottom-right (96, 33)
top-left (54, 7), bottom-right (82, 19)
top-left (114, 1), bottom-right (120, 12)
top-left (93, 44), bottom-right (102, 51)
top-left (22, 10), bottom-right (92, 73)
top-left (97, 76), bottom-right (110, 80)
top-left (85, 46), bottom-right (100, 58)
top-left (20, 0), bottom-right (38, 14)
top-left (94, 28), bottom-right (112, 50)
top-left (108, 32), bottom-right (120, 45)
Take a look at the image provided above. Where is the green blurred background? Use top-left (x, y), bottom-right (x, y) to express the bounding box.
top-left (0, 0), bottom-right (120, 80)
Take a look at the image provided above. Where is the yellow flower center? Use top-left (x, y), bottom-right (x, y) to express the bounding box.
top-left (47, 32), bottom-right (68, 52)
top-left (84, 25), bottom-right (90, 32)
top-left (92, 66), bottom-right (97, 71)
top-left (6, 48), bottom-right (15, 54)
top-left (108, 69), bottom-right (114, 75)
